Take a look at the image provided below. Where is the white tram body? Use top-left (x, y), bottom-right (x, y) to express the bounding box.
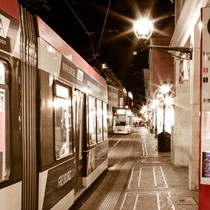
top-left (113, 108), bottom-right (133, 134)
top-left (0, 1), bottom-right (108, 209)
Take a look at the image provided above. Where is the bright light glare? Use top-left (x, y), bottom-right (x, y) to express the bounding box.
top-left (199, 21), bottom-right (203, 32)
top-left (165, 97), bottom-right (173, 106)
top-left (133, 18), bottom-right (153, 39)
top-left (160, 83), bottom-right (170, 94)
top-left (51, 98), bottom-right (71, 109)
top-left (142, 105), bottom-right (148, 112)
top-left (0, 62), bottom-right (5, 84)
top-left (152, 99), bottom-right (159, 107)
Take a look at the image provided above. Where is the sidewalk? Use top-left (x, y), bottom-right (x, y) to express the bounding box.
top-left (129, 127), bottom-right (198, 210)
top-left (78, 127), bottom-right (198, 210)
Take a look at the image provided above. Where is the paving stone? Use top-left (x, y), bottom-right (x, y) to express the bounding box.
top-left (76, 127), bottom-right (198, 210)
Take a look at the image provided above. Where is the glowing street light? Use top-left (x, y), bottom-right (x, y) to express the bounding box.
top-left (158, 82), bottom-right (173, 133)
top-left (141, 105), bottom-right (148, 113)
top-left (152, 83), bottom-right (173, 152)
top-left (152, 99), bottom-right (159, 138)
top-left (160, 82), bottom-right (171, 95)
top-left (165, 96), bottom-right (173, 106)
top-left (133, 18), bottom-right (153, 40)
top-left (152, 82), bottom-right (173, 136)
top-left (133, 18), bottom-right (192, 59)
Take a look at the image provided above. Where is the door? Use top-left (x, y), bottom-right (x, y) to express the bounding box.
top-left (74, 89), bottom-right (85, 191)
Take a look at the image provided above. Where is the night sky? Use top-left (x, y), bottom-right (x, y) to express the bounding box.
top-left (22, 0), bottom-right (174, 103)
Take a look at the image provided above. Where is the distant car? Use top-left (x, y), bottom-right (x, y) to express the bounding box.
top-left (133, 121), bottom-right (139, 127)
top-left (139, 121), bottom-right (145, 127)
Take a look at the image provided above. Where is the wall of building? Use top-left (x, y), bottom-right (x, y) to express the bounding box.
top-left (170, 0), bottom-right (210, 191)
top-left (189, 24), bottom-right (200, 190)
top-left (173, 59), bottom-right (191, 167)
top-left (149, 38), bottom-right (174, 98)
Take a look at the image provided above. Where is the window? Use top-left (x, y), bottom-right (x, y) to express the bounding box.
top-left (103, 102), bottom-right (108, 141)
top-left (116, 121), bottom-right (126, 126)
top-left (97, 100), bottom-right (103, 143)
top-left (88, 96), bottom-right (96, 145)
top-left (0, 60), bottom-right (10, 181)
top-left (54, 83), bottom-right (73, 159)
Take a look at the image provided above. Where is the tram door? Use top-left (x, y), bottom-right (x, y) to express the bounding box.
top-left (74, 89), bottom-right (84, 191)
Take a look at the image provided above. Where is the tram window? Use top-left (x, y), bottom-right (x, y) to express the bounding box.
top-left (88, 96), bottom-right (97, 145)
top-left (0, 60), bottom-right (10, 181)
top-left (103, 102), bottom-right (108, 141)
top-left (54, 83), bottom-right (73, 160)
top-left (97, 100), bottom-right (103, 143)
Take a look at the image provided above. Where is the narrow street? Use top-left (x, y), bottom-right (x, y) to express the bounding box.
top-left (72, 127), bottom-right (198, 210)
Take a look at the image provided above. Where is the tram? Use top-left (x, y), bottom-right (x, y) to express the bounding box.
top-left (0, 1), bottom-right (108, 209)
top-left (113, 107), bottom-right (133, 134)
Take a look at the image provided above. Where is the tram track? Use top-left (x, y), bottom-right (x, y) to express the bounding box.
top-left (72, 127), bottom-right (197, 210)
top-left (89, 133), bottom-right (142, 210)
top-left (76, 129), bottom-right (145, 210)
top-left (70, 133), bottom-right (136, 210)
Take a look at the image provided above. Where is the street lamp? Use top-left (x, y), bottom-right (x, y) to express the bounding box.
top-left (133, 18), bottom-right (193, 59)
top-left (152, 99), bottom-right (159, 138)
top-left (156, 82), bottom-right (173, 152)
top-left (152, 82), bottom-right (172, 137)
top-left (152, 82), bottom-right (173, 152)
top-left (133, 18), bottom-right (153, 40)
top-left (160, 82), bottom-right (171, 132)
top-left (133, 18), bottom-right (178, 152)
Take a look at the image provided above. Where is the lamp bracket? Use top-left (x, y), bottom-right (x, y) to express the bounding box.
top-left (148, 45), bottom-right (193, 60)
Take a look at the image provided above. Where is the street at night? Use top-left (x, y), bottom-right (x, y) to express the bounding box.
top-left (71, 127), bottom-right (198, 210)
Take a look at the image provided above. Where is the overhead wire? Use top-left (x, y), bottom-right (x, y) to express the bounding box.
top-left (63, 0), bottom-right (130, 87)
top-left (64, 0), bottom-right (116, 76)
top-left (64, 0), bottom-right (97, 63)
top-left (96, 0), bottom-right (112, 55)
top-left (115, 30), bottom-right (142, 47)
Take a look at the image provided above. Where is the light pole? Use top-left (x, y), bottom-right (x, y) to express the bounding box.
top-left (153, 82), bottom-right (172, 152)
top-left (152, 99), bottom-right (159, 138)
top-left (160, 82), bottom-right (171, 132)
top-left (162, 101), bottom-right (166, 132)
top-left (133, 18), bottom-right (178, 152)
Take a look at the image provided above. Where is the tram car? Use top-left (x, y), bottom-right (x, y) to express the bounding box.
top-left (113, 107), bottom-right (133, 134)
top-left (0, 1), bottom-right (108, 209)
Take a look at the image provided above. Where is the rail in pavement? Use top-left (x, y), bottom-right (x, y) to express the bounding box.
top-left (76, 127), bottom-right (198, 210)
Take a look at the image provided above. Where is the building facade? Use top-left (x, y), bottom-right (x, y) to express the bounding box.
top-left (149, 1), bottom-right (210, 203)
top-left (170, 0), bottom-right (210, 192)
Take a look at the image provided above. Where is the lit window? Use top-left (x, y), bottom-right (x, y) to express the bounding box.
top-left (0, 60), bottom-right (10, 181)
top-left (103, 102), bottom-right (108, 141)
top-left (54, 83), bottom-right (73, 159)
top-left (97, 100), bottom-right (103, 143)
top-left (88, 96), bottom-right (96, 145)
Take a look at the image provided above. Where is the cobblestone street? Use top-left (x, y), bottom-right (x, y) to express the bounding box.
top-left (74, 127), bottom-right (198, 210)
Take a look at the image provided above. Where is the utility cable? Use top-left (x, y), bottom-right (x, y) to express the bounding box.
top-left (117, 30), bottom-right (141, 47)
top-left (64, 0), bottom-right (96, 59)
top-left (96, 0), bottom-right (112, 55)
top-left (64, 0), bottom-right (121, 77)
